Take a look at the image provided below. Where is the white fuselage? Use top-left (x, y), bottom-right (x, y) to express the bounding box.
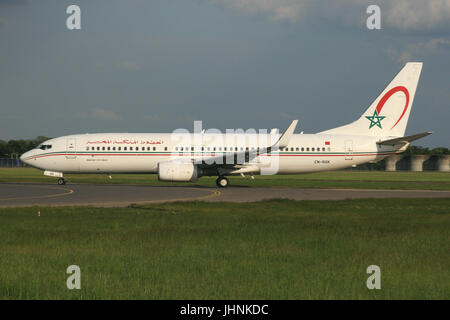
top-left (20, 132), bottom-right (399, 175)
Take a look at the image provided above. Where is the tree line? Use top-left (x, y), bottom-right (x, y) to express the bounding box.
top-left (0, 136), bottom-right (448, 158)
top-left (0, 137), bottom-right (50, 158)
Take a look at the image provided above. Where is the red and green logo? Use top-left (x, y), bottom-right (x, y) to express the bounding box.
top-left (366, 86), bottom-right (410, 129)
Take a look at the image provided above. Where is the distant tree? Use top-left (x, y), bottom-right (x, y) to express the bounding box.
top-left (430, 147), bottom-right (449, 155)
top-left (404, 145), bottom-right (430, 155)
top-left (404, 145), bottom-right (449, 155)
top-left (1, 136), bottom-right (50, 158)
top-left (33, 136), bottom-right (49, 146)
top-left (0, 140), bottom-right (7, 157)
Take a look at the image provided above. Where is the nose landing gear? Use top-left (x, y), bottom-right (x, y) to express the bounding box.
top-left (216, 176), bottom-right (229, 188)
top-left (57, 178), bottom-right (67, 185)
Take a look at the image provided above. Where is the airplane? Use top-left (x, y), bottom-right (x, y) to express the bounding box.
top-left (20, 62), bottom-right (431, 188)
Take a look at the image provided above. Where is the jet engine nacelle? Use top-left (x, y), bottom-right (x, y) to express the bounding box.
top-left (157, 160), bottom-right (199, 182)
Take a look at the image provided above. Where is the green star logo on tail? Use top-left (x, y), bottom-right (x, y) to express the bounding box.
top-left (366, 110), bottom-right (386, 129)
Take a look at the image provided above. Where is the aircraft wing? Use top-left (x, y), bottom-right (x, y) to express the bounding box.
top-left (191, 120), bottom-right (299, 172)
top-left (376, 132), bottom-right (432, 146)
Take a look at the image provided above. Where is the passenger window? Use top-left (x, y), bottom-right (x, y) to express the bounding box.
top-left (86, 146), bottom-right (89, 151)
top-left (322, 147), bottom-right (325, 151)
top-left (118, 147), bottom-right (121, 151)
top-left (153, 147), bottom-right (156, 151)
top-left (124, 147), bottom-right (127, 151)
top-left (164, 147), bottom-right (167, 151)
top-left (102, 147), bottom-right (105, 151)
top-left (306, 147), bottom-right (310, 151)
top-left (312, 148), bottom-right (315, 151)
top-left (290, 147), bottom-right (294, 151)
top-left (301, 147), bottom-right (304, 152)
top-left (91, 147), bottom-right (95, 151)
top-left (107, 147), bottom-right (111, 151)
top-left (97, 147), bottom-right (100, 151)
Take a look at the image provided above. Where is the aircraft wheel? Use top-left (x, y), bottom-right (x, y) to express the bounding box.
top-left (57, 178), bottom-right (66, 185)
top-left (216, 176), bottom-right (229, 188)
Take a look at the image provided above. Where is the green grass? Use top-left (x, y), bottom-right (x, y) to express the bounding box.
top-left (0, 198), bottom-right (449, 299)
top-left (1, 167), bottom-right (450, 190)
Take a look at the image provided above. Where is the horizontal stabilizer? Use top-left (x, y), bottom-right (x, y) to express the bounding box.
top-left (277, 120), bottom-right (298, 148)
top-left (377, 132), bottom-right (432, 145)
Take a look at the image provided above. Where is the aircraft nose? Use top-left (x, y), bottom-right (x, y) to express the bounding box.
top-left (20, 151), bottom-right (30, 164)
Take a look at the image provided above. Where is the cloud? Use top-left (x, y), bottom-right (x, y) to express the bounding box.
top-left (119, 60), bottom-right (140, 71)
top-left (79, 108), bottom-right (121, 121)
top-left (211, 0), bottom-right (450, 31)
top-left (144, 114), bottom-right (161, 122)
top-left (280, 112), bottom-right (294, 119)
top-left (0, 0), bottom-right (28, 5)
top-left (385, 37), bottom-right (450, 63)
top-left (383, 0), bottom-right (450, 31)
top-left (212, 0), bottom-right (306, 23)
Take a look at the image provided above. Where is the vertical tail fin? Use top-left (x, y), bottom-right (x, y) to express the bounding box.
top-left (320, 62), bottom-right (423, 137)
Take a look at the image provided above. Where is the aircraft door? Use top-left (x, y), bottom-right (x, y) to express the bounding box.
top-left (345, 140), bottom-right (353, 160)
top-left (66, 138), bottom-right (77, 159)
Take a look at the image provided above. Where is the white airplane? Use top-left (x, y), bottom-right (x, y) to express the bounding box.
top-left (21, 62), bottom-right (431, 188)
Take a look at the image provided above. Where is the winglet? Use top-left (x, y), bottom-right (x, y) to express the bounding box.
top-left (277, 120), bottom-right (298, 148)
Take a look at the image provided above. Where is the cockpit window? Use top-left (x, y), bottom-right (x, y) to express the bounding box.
top-left (38, 144), bottom-right (52, 150)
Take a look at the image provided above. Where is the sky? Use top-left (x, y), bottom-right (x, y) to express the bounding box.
top-left (0, 0), bottom-right (449, 147)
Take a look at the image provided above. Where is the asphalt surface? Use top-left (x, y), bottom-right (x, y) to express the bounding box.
top-left (0, 183), bottom-right (449, 207)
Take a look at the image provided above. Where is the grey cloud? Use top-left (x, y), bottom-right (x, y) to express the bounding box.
top-left (0, 0), bottom-right (28, 6)
top-left (119, 60), bottom-right (140, 71)
top-left (79, 108), bottom-right (122, 121)
top-left (385, 37), bottom-right (450, 63)
top-left (212, 0), bottom-right (450, 31)
top-left (212, 0), bottom-right (306, 23)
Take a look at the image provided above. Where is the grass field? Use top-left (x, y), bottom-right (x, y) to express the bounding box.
top-left (0, 198), bottom-right (449, 299)
top-left (1, 167), bottom-right (449, 190)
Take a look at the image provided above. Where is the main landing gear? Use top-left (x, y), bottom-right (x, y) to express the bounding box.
top-left (57, 178), bottom-right (67, 185)
top-left (216, 176), bottom-right (229, 188)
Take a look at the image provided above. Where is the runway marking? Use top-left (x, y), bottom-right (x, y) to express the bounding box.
top-left (0, 185), bottom-right (221, 207)
top-left (0, 185), bottom-right (74, 202)
top-left (90, 188), bottom-right (223, 207)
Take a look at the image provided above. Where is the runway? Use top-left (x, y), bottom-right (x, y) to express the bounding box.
top-left (0, 183), bottom-right (449, 207)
